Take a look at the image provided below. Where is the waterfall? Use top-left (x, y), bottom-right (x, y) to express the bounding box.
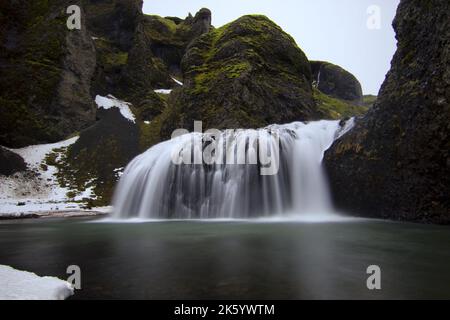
top-left (316, 67), bottom-right (322, 88)
top-left (111, 120), bottom-right (352, 219)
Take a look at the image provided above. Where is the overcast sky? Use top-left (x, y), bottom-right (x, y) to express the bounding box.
top-left (143, 0), bottom-right (400, 95)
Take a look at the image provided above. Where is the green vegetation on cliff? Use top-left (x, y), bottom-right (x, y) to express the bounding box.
top-left (314, 89), bottom-right (369, 120)
top-left (0, 1), bottom-right (68, 147)
top-left (160, 14), bottom-right (317, 137)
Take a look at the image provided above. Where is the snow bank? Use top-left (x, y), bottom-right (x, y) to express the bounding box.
top-left (95, 94), bottom-right (136, 123)
top-left (0, 137), bottom-right (106, 217)
top-left (0, 265), bottom-right (74, 300)
top-left (0, 137), bottom-right (85, 215)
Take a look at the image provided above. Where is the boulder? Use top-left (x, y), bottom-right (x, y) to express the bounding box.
top-left (324, 0), bottom-right (450, 224)
top-left (0, 147), bottom-right (27, 176)
top-left (160, 14), bottom-right (316, 137)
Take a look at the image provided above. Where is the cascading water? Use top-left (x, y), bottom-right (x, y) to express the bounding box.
top-left (111, 119), bottom-right (354, 219)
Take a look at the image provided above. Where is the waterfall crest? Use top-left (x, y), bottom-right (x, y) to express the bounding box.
top-left (112, 120), bottom-right (352, 219)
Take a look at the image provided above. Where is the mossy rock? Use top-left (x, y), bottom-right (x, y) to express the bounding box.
top-left (161, 14), bottom-right (317, 137)
top-left (53, 108), bottom-right (141, 207)
top-left (324, 0), bottom-right (450, 224)
top-left (311, 61), bottom-right (363, 103)
top-left (0, 0), bottom-right (96, 148)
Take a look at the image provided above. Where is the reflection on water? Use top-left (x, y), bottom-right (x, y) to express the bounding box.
top-left (0, 218), bottom-right (449, 299)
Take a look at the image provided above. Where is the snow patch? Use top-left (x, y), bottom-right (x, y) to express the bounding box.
top-left (0, 137), bottom-right (101, 216)
top-left (0, 265), bottom-right (74, 300)
top-left (154, 89), bottom-right (172, 95)
top-left (91, 206), bottom-right (113, 214)
top-left (95, 94), bottom-right (136, 123)
top-left (171, 76), bottom-right (183, 86)
top-left (113, 167), bottom-right (124, 179)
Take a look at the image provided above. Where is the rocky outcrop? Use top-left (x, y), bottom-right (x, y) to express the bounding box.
top-left (0, 1), bottom-right (211, 149)
top-left (53, 107), bottom-right (140, 207)
top-left (142, 8), bottom-right (212, 78)
top-left (0, 147), bottom-right (27, 176)
top-left (324, 0), bottom-right (450, 224)
top-left (84, 0), bottom-right (143, 51)
top-left (311, 61), bottom-right (363, 103)
top-left (0, 0), bottom-right (97, 148)
top-left (88, 3), bottom-right (212, 102)
top-left (158, 15), bottom-right (316, 138)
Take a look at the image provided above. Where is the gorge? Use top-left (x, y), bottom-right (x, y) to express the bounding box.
top-left (0, 0), bottom-right (449, 301)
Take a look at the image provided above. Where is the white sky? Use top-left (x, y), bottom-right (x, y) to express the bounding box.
top-left (143, 0), bottom-right (400, 95)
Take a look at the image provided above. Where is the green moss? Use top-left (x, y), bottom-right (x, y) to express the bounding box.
top-left (0, 0), bottom-right (68, 146)
top-left (190, 60), bottom-right (251, 94)
top-left (138, 105), bottom-right (173, 150)
top-left (45, 131), bottom-right (138, 208)
top-left (183, 14), bottom-right (310, 97)
top-left (105, 51), bottom-right (128, 66)
top-left (146, 15), bottom-right (178, 33)
top-left (142, 14), bottom-right (187, 46)
top-left (0, 97), bottom-right (60, 146)
top-left (313, 88), bottom-right (368, 119)
top-left (95, 38), bottom-right (129, 69)
top-left (362, 95), bottom-right (377, 108)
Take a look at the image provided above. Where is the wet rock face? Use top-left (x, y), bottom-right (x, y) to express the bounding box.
top-left (0, 0), bottom-right (97, 148)
top-left (311, 61), bottom-right (363, 103)
top-left (0, 1), bottom-right (211, 149)
top-left (324, 0), bottom-right (450, 224)
top-left (160, 14), bottom-right (316, 137)
top-left (84, 0), bottom-right (143, 51)
top-left (0, 147), bottom-right (27, 176)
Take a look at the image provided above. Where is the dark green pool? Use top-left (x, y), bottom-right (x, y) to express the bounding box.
top-left (0, 217), bottom-right (449, 299)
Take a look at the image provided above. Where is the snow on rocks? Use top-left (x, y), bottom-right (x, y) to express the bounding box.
top-left (0, 265), bottom-right (74, 300)
top-left (0, 137), bottom-right (104, 218)
top-left (95, 94), bottom-right (136, 123)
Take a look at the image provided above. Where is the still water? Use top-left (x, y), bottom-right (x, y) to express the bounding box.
top-left (0, 217), bottom-right (449, 299)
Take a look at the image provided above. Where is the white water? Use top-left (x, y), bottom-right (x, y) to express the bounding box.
top-left (112, 120), bottom-right (353, 220)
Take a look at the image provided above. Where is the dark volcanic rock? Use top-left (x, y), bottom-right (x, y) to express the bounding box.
top-left (0, 147), bottom-right (27, 176)
top-left (311, 61), bottom-right (363, 103)
top-left (88, 5), bottom-right (211, 120)
top-left (0, 0), bottom-right (97, 148)
top-left (160, 15), bottom-right (316, 137)
top-left (324, 0), bottom-right (450, 224)
top-left (141, 8), bottom-right (212, 78)
top-left (85, 0), bottom-right (143, 51)
top-left (57, 107), bottom-right (140, 206)
top-left (0, 1), bottom-right (210, 149)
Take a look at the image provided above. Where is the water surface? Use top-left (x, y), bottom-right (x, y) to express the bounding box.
top-left (0, 218), bottom-right (449, 299)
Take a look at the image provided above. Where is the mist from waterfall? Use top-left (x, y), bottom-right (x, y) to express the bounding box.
top-left (111, 120), bottom-right (353, 220)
